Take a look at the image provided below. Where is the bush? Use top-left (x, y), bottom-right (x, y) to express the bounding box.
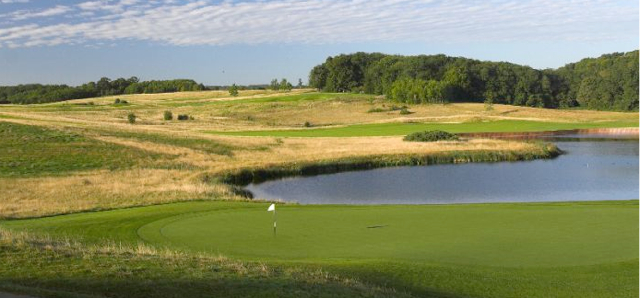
top-left (177, 114), bottom-right (190, 121)
top-left (399, 107), bottom-right (412, 115)
top-left (229, 84), bottom-right (239, 96)
top-left (114, 98), bottom-right (120, 104)
top-left (484, 98), bottom-right (494, 111)
top-left (163, 110), bottom-right (173, 120)
top-left (403, 130), bottom-right (458, 142)
top-left (127, 113), bottom-right (136, 124)
top-left (304, 121), bottom-right (312, 127)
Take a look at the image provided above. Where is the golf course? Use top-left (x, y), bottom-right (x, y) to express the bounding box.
top-left (0, 90), bottom-right (638, 297)
top-left (1, 0), bottom-right (638, 295)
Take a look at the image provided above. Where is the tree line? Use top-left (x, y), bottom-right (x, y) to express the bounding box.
top-left (308, 50), bottom-right (639, 111)
top-left (0, 77), bottom-right (205, 104)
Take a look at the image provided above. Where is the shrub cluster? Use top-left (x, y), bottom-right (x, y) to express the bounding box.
top-left (367, 105), bottom-right (411, 113)
top-left (127, 113), bottom-right (136, 124)
top-left (177, 114), bottom-right (193, 121)
top-left (399, 107), bottom-right (412, 115)
top-left (403, 130), bottom-right (458, 142)
top-left (163, 110), bottom-right (173, 120)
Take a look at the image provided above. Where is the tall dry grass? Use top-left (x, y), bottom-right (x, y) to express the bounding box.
top-left (0, 169), bottom-right (243, 219)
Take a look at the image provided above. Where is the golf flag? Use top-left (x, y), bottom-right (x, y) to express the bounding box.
top-left (268, 204), bottom-right (277, 236)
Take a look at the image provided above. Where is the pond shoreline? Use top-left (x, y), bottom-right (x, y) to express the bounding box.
top-left (208, 142), bottom-right (560, 191)
top-left (210, 128), bottom-right (635, 200)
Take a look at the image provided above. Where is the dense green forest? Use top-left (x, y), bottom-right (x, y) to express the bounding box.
top-left (309, 50), bottom-right (639, 111)
top-left (0, 77), bottom-right (204, 104)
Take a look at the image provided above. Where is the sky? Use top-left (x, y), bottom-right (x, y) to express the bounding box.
top-left (0, 0), bottom-right (637, 86)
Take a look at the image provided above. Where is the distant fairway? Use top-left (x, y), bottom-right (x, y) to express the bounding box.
top-left (211, 119), bottom-right (639, 137)
top-left (5, 200), bottom-right (638, 297)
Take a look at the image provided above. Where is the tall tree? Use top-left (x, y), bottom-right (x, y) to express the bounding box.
top-left (229, 83), bottom-right (239, 96)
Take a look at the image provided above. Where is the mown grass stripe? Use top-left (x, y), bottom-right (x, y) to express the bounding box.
top-left (208, 120), bottom-right (638, 137)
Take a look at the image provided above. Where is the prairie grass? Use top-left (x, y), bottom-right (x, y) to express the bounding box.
top-left (0, 169), bottom-right (239, 219)
top-left (2, 90), bottom-right (635, 131)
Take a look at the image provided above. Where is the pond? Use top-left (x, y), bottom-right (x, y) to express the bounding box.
top-left (245, 138), bottom-right (639, 204)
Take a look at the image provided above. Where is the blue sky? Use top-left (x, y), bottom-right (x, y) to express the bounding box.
top-left (0, 0), bottom-right (637, 86)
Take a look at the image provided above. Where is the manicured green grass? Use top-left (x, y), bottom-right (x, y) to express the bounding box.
top-left (0, 122), bottom-right (169, 177)
top-left (4, 200), bottom-right (637, 297)
top-left (210, 120), bottom-right (638, 137)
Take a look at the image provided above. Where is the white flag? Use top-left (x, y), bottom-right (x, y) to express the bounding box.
top-left (267, 203), bottom-right (275, 212)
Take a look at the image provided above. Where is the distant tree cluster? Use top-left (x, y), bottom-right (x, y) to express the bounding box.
top-left (0, 77), bottom-right (205, 104)
top-left (269, 78), bottom-right (293, 92)
top-left (309, 51), bottom-right (639, 111)
top-left (206, 84), bottom-right (269, 91)
top-left (123, 79), bottom-right (204, 94)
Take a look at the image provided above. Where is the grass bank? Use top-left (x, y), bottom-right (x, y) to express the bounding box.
top-left (0, 228), bottom-right (404, 298)
top-left (210, 142), bottom-right (560, 186)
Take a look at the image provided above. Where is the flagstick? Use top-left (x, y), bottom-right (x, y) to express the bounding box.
top-left (273, 208), bottom-right (277, 237)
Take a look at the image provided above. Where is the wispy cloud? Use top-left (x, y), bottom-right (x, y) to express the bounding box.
top-left (0, 0), bottom-right (637, 48)
top-left (9, 5), bottom-right (72, 20)
top-left (0, 0), bottom-right (29, 3)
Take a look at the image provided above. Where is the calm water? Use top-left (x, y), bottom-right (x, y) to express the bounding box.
top-left (246, 139), bottom-right (639, 204)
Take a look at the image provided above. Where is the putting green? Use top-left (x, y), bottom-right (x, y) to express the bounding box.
top-left (4, 201), bottom-right (637, 297)
top-left (136, 202), bottom-right (638, 267)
